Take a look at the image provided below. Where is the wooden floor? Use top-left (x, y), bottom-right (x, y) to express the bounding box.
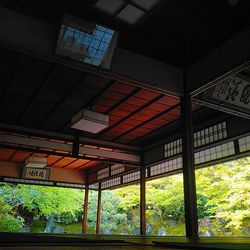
top-left (0, 233), bottom-right (249, 249)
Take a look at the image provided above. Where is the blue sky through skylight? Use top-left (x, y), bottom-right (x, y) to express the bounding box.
top-left (63, 24), bottom-right (114, 67)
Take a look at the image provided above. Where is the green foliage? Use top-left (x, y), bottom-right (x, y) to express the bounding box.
top-left (196, 157), bottom-right (250, 230)
top-left (0, 184), bottom-right (83, 223)
top-left (0, 197), bottom-right (23, 232)
top-left (100, 191), bottom-right (127, 233)
top-left (86, 191), bottom-right (98, 231)
top-left (0, 157), bottom-right (249, 236)
top-left (146, 175), bottom-right (185, 222)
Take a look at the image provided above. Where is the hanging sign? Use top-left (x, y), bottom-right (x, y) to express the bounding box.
top-left (22, 167), bottom-right (50, 180)
top-left (211, 76), bottom-right (250, 110)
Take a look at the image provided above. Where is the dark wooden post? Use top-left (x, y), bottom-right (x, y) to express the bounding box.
top-left (96, 184), bottom-right (102, 234)
top-left (140, 165), bottom-right (146, 235)
top-left (82, 184), bottom-right (89, 234)
top-left (180, 94), bottom-right (199, 238)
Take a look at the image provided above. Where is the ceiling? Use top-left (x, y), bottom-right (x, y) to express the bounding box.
top-left (0, 45), bottom-right (201, 171)
top-left (0, 0), bottom-right (249, 67)
top-left (0, 47), bottom-right (198, 147)
top-left (0, 0), bottom-right (244, 174)
top-left (0, 148), bottom-right (102, 170)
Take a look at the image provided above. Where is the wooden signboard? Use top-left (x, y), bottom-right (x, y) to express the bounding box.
top-left (212, 76), bottom-right (250, 110)
top-left (22, 167), bottom-right (50, 180)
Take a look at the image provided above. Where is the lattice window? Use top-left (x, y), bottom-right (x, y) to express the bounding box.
top-left (194, 122), bottom-right (227, 148)
top-left (195, 141), bottom-right (235, 165)
top-left (123, 171), bottom-right (140, 184)
top-left (111, 164), bottom-right (125, 176)
top-left (150, 157), bottom-right (182, 177)
top-left (89, 183), bottom-right (99, 190)
top-left (3, 177), bottom-right (54, 186)
top-left (164, 139), bottom-right (182, 158)
top-left (97, 167), bottom-right (109, 180)
top-left (164, 122), bottom-right (228, 159)
top-left (60, 24), bottom-right (115, 67)
top-left (238, 136), bottom-right (250, 152)
top-left (101, 177), bottom-right (121, 189)
top-left (56, 183), bottom-right (85, 189)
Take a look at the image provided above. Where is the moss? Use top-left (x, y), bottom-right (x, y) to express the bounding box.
top-left (30, 220), bottom-right (46, 233)
top-left (166, 223), bottom-right (186, 236)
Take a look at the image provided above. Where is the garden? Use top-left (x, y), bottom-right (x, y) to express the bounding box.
top-left (0, 157), bottom-right (249, 236)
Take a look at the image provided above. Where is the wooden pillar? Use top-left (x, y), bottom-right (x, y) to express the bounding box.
top-left (140, 165), bottom-right (146, 235)
top-left (82, 184), bottom-right (89, 234)
top-left (96, 184), bottom-right (102, 234)
top-left (180, 94), bottom-right (199, 238)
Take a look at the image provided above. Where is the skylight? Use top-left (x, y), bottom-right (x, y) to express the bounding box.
top-left (117, 4), bottom-right (144, 25)
top-left (94, 0), bottom-right (162, 25)
top-left (95, 0), bottom-right (125, 15)
top-left (56, 15), bottom-right (119, 69)
top-left (132, 0), bottom-right (161, 11)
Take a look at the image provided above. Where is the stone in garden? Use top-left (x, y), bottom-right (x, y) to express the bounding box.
top-left (103, 228), bottom-right (110, 234)
top-left (133, 226), bottom-right (140, 235)
top-left (204, 230), bottom-right (215, 236)
top-left (157, 226), bottom-right (167, 236)
top-left (44, 215), bottom-right (56, 233)
top-left (168, 220), bottom-right (176, 227)
top-left (146, 223), bottom-right (153, 234)
top-left (20, 226), bottom-right (31, 233)
top-left (217, 218), bottom-right (227, 226)
top-left (243, 226), bottom-right (250, 235)
top-left (199, 217), bottom-right (210, 227)
top-left (53, 226), bottom-right (64, 233)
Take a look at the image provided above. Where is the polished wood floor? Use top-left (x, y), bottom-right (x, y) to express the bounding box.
top-left (0, 233), bottom-right (249, 249)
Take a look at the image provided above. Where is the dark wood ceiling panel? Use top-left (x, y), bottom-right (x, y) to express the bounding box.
top-left (51, 157), bottom-right (76, 168)
top-left (139, 108), bottom-right (162, 117)
top-left (134, 89), bottom-right (160, 100)
top-left (157, 96), bottom-right (179, 106)
top-left (130, 113), bottom-right (152, 121)
top-left (149, 102), bottom-right (170, 112)
top-left (11, 151), bottom-right (32, 162)
top-left (0, 148), bottom-right (16, 161)
top-left (47, 155), bottom-right (63, 166)
top-left (109, 110), bottom-right (132, 117)
top-left (110, 83), bottom-right (136, 94)
top-left (77, 161), bottom-right (99, 170)
top-left (65, 159), bottom-right (90, 169)
top-left (103, 91), bottom-right (127, 102)
top-left (126, 96), bottom-right (151, 106)
top-left (116, 103), bottom-right (140, 112)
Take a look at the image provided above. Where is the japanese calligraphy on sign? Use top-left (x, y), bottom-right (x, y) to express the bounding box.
top-left (212, 76), bottom-right (250, 110)
top-left (22, 167), bottom-right (50, 180)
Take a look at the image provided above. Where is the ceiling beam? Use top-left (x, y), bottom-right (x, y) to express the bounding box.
top-left (0, 122), bottom-right (141, 152)
top-left (192, 98), bottom-right (250, 120)
top-left (79, 147), bottom-right (140, 163)
top-left (79, 136), bottom-right (141, 152)
top-left (0, 132), bottom-right (140, 164)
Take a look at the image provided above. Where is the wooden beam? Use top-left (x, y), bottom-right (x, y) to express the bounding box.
top-left (96, 185), bottom-right (102, 234)
top-left (82, 184), bottom-right (89, 234)
top-left (140, 165), bottom-right (146, 235)
top-left (180, 94), bottom-right (199, 238)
